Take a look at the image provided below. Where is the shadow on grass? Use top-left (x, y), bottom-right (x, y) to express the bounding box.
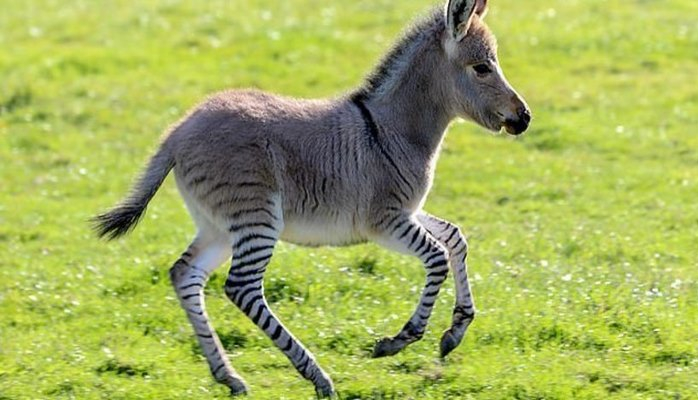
top-left (95, 359), bottom-right (151, 378)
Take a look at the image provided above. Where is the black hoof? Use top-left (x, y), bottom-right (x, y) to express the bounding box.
top-left (315, 386), bottom-right (336, 399)
top-left (230, 386), bottom-right (248, 397)
top-left (224, 377), bottom-right (249, 396)
top-left (372, 337), bottom-right (404, 358)
top-left (439, 329), bottom-right (461, 359)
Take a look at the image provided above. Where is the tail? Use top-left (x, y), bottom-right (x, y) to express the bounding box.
top-left (92, 141), bottom-right (175, 240)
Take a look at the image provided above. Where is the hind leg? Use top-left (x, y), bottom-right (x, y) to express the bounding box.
top-left (222, 196), bottom-right (334, 397)
top-left (169, 224), bottom-right (249, 395)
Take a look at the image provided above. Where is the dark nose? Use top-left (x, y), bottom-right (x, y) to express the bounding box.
top-left (504, 106), bottom-right (532, 135)
top-left (518, 107), bottom-right (531, 125)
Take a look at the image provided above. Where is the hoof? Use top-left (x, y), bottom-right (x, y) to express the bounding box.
top-left (229, 385), bottom-right (248, 396)
top-left (372, 337), bottom-right (404, 358)
top-left (315, 385), bottom-right (336, 399)
top-left (314, 370), bottom-right (336, 399)
top-left (221, 375), bottom-right (249, 396)
top-left (439, 328), bottom-right (462, 359)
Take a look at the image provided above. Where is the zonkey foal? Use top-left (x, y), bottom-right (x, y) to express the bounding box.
top-left (94, 0), bottom-right (531, 396)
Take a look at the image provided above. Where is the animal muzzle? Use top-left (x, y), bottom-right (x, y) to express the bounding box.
top-left (503, 106), bottom-right (531, 135)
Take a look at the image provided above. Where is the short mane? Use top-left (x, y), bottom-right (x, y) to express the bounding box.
top-left (352, 8), bottom-right (445, 101)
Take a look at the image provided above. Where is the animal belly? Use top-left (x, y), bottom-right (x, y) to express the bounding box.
top-left (280, 217), bottom-right (364, 247)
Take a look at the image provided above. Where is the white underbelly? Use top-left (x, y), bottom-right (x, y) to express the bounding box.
top-left (280, 216), bottom-right (365, 247)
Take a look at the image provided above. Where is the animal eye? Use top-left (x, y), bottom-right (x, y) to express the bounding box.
top-left (472, 63), bottom-right (492, 74)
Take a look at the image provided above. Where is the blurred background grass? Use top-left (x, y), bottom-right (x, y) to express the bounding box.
top-left (1, 0), bottom-right (697, 399)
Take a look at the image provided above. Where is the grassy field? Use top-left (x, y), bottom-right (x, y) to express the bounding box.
top-left (2, 0), bottom-right (697, 398)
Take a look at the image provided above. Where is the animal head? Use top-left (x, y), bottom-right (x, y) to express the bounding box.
top-left (442, 0), bottom-right (531, 135)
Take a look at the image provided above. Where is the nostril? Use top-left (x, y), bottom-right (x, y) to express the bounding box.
top-left (518, 108), bottom-right (531, 124)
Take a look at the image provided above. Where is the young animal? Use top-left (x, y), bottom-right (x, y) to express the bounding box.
top-left (93, 0), bottom-right (530, 397)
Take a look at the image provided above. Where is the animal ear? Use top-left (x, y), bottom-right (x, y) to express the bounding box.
top-left (475, 0), bottom-right (489, 18)
top-left (445, 0), bottom-right (487, 41)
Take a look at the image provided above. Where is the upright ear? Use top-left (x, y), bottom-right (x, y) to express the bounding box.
top-left (474, 0), bottom-right (489, 19)
top-left (445, 0), bottom-right (488, 42)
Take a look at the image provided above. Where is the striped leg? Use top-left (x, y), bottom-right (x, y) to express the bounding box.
top-left (371, 213), bottom-right (450, 358)
top-left (224, 220), bottom-right (335, 398)
top-left (169, 235), bottom-right (249, 395)
top-left (418, 213), bottom-right (475, 358)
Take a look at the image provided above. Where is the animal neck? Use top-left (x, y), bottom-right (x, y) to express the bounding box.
top-left (373, 68), bottom-right (454, 154)
top-left (352, 10), bottom-right (455, 155)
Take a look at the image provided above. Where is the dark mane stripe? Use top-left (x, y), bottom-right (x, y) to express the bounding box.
top-left (351, 96), bottom-right (416, 197)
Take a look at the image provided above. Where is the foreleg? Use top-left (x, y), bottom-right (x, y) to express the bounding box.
top-left (370, 213), bottom-right (450, 358)
top-left (417, 212), bottom-right (475, 358)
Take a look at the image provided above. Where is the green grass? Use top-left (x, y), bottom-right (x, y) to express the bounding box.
top-left (2, 0), bottom-right (697, 398)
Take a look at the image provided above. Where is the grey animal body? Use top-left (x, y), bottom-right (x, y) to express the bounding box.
top-left (93, 0), bottom-right (531, 397)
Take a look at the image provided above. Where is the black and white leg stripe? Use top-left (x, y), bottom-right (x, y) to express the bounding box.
top-left (418, 212), bottom-right (475, 358)
top-left (169, 241), bottom-right (249, 395)
top-left (224, 225), bottom-right (335, 398)
top-left (372, 214), bottom-right (450, 358)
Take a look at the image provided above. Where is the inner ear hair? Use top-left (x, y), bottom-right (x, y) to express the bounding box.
top-left (474, 0), bottom-right (488, 18)
top-left (446, 0), bottom-right (476, 42)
